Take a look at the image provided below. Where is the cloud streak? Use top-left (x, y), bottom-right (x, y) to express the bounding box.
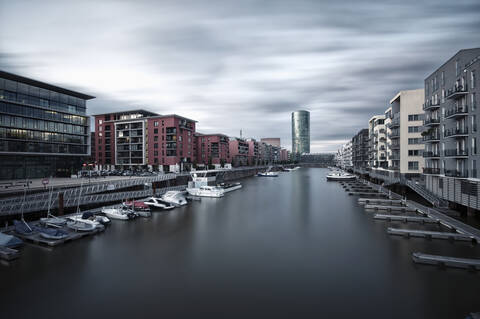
top-left (0, 0), bottom-right (479, 152)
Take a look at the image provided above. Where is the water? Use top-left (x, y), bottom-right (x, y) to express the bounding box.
top-left (1, 168), bottom-right (479, 318)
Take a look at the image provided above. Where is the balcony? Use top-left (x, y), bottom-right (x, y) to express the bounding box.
top-left (444, 105), bottom-right (468, 119)
top-left (444, 127), bottom-right (468, 138)
top-left (423, 151), bottom-right (440, 158)
top-left (388, 131), bottom-right (400, 139)
top-left (446, 84), bottom-right (468, 99)
top-left (387, 166), bottom-right (400, 171)
top-left (379, 156), bottom-right (387, 161)
top-left (423, 167), bottom-right (441, 175)
top-left (386, 118), bottom-right (400, 129)
top-left (423, 100), bottom-right (440, 111)
top-left (389, 154), bottom-right (400, 160)
top-left (444, 169), bottom-right (469, 178)
top-left (379, 137), bottom-right (386, 142)
top-left (423, 133), bottom-right (440, 142)
top-left (423, 118), bottom-right (440, 126)
top-left (444, 149), bottom-right (468, 157)
top-left (390, 144), bottom-right (400, 150)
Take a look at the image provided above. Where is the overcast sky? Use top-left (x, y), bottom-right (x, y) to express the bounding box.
top-left (1, 0), bottom-right (479, 152)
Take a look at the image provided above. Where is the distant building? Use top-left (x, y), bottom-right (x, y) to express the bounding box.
top-left (280, 149), bottom-right (288, 161)
top-left (93, 110), bottom-right (196, 172)
top-left (368, 115), bottom-right (387, 169)
top-left (247, 138), bottom-right (259, 165)
top-left (194, 133), bottom-right (229, 167)
top-left (336, 141), bottom-right (353, 170)
top-left (261, 138), bottom-right (281, 147)
top-left (300, 153), bottom-right (335, 165)
top-left (0, 70), bottom-right (94, 179)
top-left (352, 129), bottom-right (369, 173)
top-left (291, 110), bottom-right (310, 157)
top-left (228, 137), bottom-right (249, 167)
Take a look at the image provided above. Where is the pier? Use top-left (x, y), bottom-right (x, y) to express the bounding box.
top-left (374, 214), bottom-right (440, 224)
top-left (412, 252), bottom-right (480, 270)
top-left (364, 204), bottom-right (416, 212)
top-left (358, 198), bottom-right (404, 206)
top-left (387, 227), bottom-right (477, 243)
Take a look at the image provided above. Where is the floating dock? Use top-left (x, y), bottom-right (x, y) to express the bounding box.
top-left (14, 226), bottom-right (104, 247)
top-left (348, 192), bottom-right (386, 197)
top-left (358, 198), bottom-right (404, 206)
top-left (364, 204), bottom-right (416, 212)
top-left (374, 214), bottom-right (439, 224)
top-left (0, 246), bottom-right (20, 261)
top-left (387, 227), bottom-right (477, 243)
top-left (412, 252), bottom-right (480, 270)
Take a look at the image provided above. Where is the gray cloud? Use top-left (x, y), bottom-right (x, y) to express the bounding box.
top-left (0, 0), bottom-right (479, 152)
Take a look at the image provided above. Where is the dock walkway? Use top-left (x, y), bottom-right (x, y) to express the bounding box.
top-left (412, 252), bottom-right (480, 270)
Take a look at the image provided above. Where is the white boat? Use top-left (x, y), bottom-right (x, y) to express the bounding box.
top-left (186, 185), bottom-right (224, 198)
top-left (67, 220), bottom-right (96, 232)
top-left (144, 197), bottom-right (175, 210)
top-left (101, 207), bottom-right (136, 220)
top-left (161, 191), bottom-right (188, 206)
top-left (40, 187), bottom-right (68, 226)
top-left (257, 171), bottom-right (278, 177)
top-left (68, 214), bottom-right (107, 229)
top-left (217, 182), bottom-right (242, 193)
top-left (326, 172), bottom-right (356, 181)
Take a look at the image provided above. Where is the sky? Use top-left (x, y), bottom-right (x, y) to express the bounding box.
top-left (0, 0), bottom-right (479, 152)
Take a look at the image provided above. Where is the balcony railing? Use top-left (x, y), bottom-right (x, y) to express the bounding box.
top-left (423, 151), bottom-right (440, 158)
top-left (423, 168), bottom-right (441, 175)
top-left (390, 144), bottom-right (400, 150)
top-left (389, 154), bottom-right (400, 160)
top-left (444, 127), bottom-right (468, 138)
top-left (386, 118), bottom-right (400, 129)
top-left (444, 169), bottom-right (469, 178)
top-left (423, 118), bottom-right (440, 126)
top-left (444, 105), bottom-right (468, 119)
top-left (388, 131), bottom-right (400, 139)
top-left (446, 84), bottom-right (468, 99)
top-left (444, 149), bottom-right (468, 157)
top-left (423, 134), bottom-right (440, 142)
top-left (423, 100), bottom-right (441, 110)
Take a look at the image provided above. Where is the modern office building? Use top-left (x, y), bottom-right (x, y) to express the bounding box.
top-left (0, 71), bottom-right (94, 179)
top-left (368, 115), bottom-right (387, 169)
top-left (93, 110), bottom-right (196, 172)
top-left (291, 110), bottom-right (310, 157)
top-left (424, 48), bottom-right (480, 211)
top-left (260, 137), bottom-right (281, 147)
top-left (352, 129), bottom-right (369, 173)
top-left (194, 133), bottom-right (230, 167)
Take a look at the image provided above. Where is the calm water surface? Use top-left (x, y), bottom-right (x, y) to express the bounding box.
top-left (1, 168), bottom-right (479, 318)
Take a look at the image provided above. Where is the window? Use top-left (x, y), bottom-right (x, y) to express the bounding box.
top-left (154, 151), bottom-right (158, 156)
top-left (154, 136), bottom-right (158, 141)
top-left (154, 128), bottom-right (158, 134)
top-left (471, 70), bottom-right (476, 89)
top-left (472, 137), bottom-right (477, 155)
top-left (408, 161), bottom-right (419, 170)
top-left (154, 121), bottom-right (158, 127)
top-left (99, 126), bottom-right (102, 131)
top-left (408, 138), bottom-right (420, 144)
top-left (154, 143), bottom-right (158, 149)
top-left (408, 150), bottom-right (419, 156)
top-left (472, 93), bottom-right (477, 111)
top-left (408, 126), bottom-right (420, 133)
top-left (472, 115), bottom-right (477, 133)
top-left (455, 59), bottom-right (460, 76)
top-left (408, 114), bottom-right (420, 121)
top-left (441, 71), bottom-right (445, 86)
top-left (98, 120), bottom-right (103, 125)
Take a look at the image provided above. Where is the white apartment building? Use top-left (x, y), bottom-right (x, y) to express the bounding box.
top-left (335, 141), bottom-right (353, 170)
top-left (368, 115), bottom-right (387, 169)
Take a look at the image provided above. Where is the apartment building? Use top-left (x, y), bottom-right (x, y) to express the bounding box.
top-left (195, 133), bottom-right (229, 167)
top-left (229, 137), bottom-right (249, 167)
top-left (335, 141), bottom-right (353, 170)
top-left (247, 138), bottom-right (259, 165)
top-left (352, 129), bottom-right (369, 173)
top-left (424, 48), bottom-right (480, 211)
top-left (368, 115), bottom-right (387, 169)
top-left (94, 110), bottom-right (196, 172)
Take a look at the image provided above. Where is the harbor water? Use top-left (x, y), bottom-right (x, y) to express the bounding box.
top-left (1, 168), bottom-right (479, 318)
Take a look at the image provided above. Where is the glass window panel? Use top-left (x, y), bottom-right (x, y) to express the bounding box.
top-left (4, 80), bottom-right (17, 91)
top-left (28, 85), bottom-right (40, 97)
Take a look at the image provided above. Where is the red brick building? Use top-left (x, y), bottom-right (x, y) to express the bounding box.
top-left (195, 133), bottom-right (230, 167)
top-left (228, 137), bottom-right (249, 167)
top-left (93, 110), bottom-right (196, 172)
top-left (247, 138), bottom-right (259, 166)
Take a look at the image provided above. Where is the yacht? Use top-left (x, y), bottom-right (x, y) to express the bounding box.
top-left (217, 182), bottom-right (242, 193)
top-left (143, 197), bottom-right (175, 210)
top-left (161, 190), bottom-right (188, 206)
top-left (101, 207), bottom-right (136, 220)
top-left (326, 172), bottom-right (356, 181)
top-left (257, 171), bottom-right (279, 177)
top-left (187, 185), bottom-right (224, 198)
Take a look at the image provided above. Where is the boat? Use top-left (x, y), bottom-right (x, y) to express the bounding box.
top-left (143, 197), bottom-right (175, 210)
top-left (217, 182), bottom-right (242, 193)
top-left (13, 220), bottom-right (35, 236)
top-left (40, 186), bottom-right (68, 226)
top-left (101, 207), bottom-right (136, 220)
top-left (0, 232), bottom-right (23, 248)
top-left (67, 220), bottom-right (96, 232)
top-left (186, 185), bottom-right (224, 198)
top-left (68, 213), bottom-right (107, 228)
top-left (161, 190), bottom-right (188, 206)
top-left (257, 171), bottom-right (279, 177)
top-left (32, 225), bottom-right (69, 240)
top-left (326, 172), bottom-right (357, 181)
top-left (123, 200), bottom-right (151, 211)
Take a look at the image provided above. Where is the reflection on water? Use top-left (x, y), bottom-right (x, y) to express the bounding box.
top-left (1, 168), bottom-right (479, 319)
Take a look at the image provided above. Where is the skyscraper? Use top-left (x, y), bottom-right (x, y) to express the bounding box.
top-left (291, 110), bottom-right (310, 156)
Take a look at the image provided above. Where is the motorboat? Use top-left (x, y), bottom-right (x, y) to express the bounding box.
top-left (284, 166), bottom-right (300, 171)
top-left (186, 185), bottom-right (224, 198)
top-left (123, 200), bottom-right (151, 211)
top-left (0, 232), bottom-right (23, 248)
top-left (101, 207), bottom-right (136, 220)
top-left (67, 220), bottom-right (96, 232)
top-left (161, 190), bottom-right (188, 206)
top-left (143, 197), bottom-right (175, 210)
top-left (217, 182), bottom-right (242, 193)
top-left (326, 172), bottom-right (356, 181)
top-left (33, 225), bottom-right (69, 240)
top-left (257, 171), bottom-right (279, 177)
top-left (68, 213), bottom-right (107, 229)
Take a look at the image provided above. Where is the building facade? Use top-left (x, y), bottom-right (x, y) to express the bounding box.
top-left (247, 138), bottom-right (259, 165)
top-left (424, 48), bottom-right (480, 210)
top-left (94, 110), bottom-right (196, 172)
top-left (368, 115), bottom-right (387, 169)
top-left (0, 71), bottom-right (94, 179)
top-left (352, 129), bottom-right (369, 173)
top-left (195, 133), bottom-right (229, 167)
top-left (228, 137), bottom-right (249, 167)
top-left (260, 137), bottom-right (281, 147)
top-left (291, 110), bottom-right (310, 157)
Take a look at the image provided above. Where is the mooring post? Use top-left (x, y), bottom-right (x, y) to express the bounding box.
top-left (58, 193), bottom-right (64, 216)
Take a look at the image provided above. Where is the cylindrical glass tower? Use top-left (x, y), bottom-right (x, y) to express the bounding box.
top-left (291, 110), bottom-right (310, 156)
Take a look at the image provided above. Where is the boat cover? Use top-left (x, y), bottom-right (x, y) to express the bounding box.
top-left (13, 220), bottom-right (35, 236)
top-left (0, 232), bottom-right (23, 248)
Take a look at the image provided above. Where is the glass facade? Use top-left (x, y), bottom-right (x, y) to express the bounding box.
top-left (0, 71), bottom-right (93, 180)
top-left (292, 110), bottom-right (310, 156)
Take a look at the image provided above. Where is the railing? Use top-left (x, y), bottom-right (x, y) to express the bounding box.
top-left (423, 118), bottom-right (440, 125)
top-left (388, 131), bottom-right (400, 138)
top-left (423, 100), bottom-right (440, 110)
top-left (444, 127), bottom-right (468, 138)
top-left (423, 151), bottom-right (440, 158)
top-left (446, 84), bottom-right (468, 99)
top-left (390, 144), bottom-right (400, 150)
top-left (445, 105), bottom-right (468, 119)
top-left (386, 118), bottom-right (400, 128)
top-left (444, 169), bottom-right (469, 178)
top-left (423, 168), bottom-right (441, 174)
top-left (423, 134), bottom-right (440, 142)
top-left (444, 149), bottom-right (468, 157)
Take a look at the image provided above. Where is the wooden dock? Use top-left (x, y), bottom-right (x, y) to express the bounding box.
top-left (14, 226), bottom-right (104, 247)
top-left (358, 198), bottom-right (404, 206)
top-left (387, 227), bottom-right (477, 243)
top-left (0, 246), bottom-right (20, 261)
top-left (364, 204), bottom-right (416, 212)
top-left (412, 252), bottom-right (480, 270)
top-left (374, 214), bottom-right (439, 224)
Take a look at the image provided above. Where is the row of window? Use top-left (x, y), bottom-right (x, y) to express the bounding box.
top-left (408, 114), bottom-right (422, 121)
top-left (0, 127), bottom-right (87, 144)
top-left (0, 114), bottom-right (86, 135)
top-left (426, 66), bottom-right (476, 96)
top-left (0, 102), bottom-right (87, 125)
top-left (0, 140), bottom-right (87, 154)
